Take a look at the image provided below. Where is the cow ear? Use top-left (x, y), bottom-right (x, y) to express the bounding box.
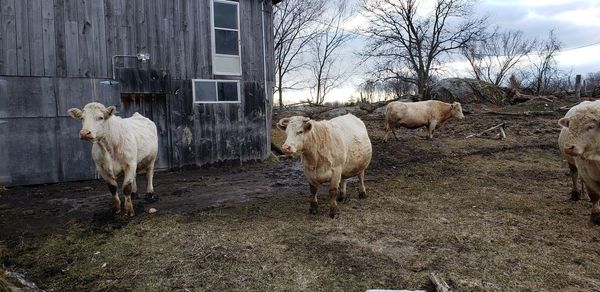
top-left (303, 120), bottom-right (312, 132)
top-left (559, 117), bottom-right (570, 128)
top-left (105, 106), bottom-right (117, 119)
top-left (277, 118), bottom-right (290, 131)
top-left (67, 108), bottom-right (82, 119)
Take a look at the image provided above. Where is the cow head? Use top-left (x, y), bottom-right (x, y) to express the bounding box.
top-left (277, 116), bottom-right (312, 156)
top-left (451, 102), bottom-right (465, 120)
top-left (67, 102), bottom-right (117, 143)
top-left (559, 108), bottom-right (600, 160)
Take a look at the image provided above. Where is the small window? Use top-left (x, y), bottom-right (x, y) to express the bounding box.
top-left (193, 79), bottom-right (240, 103)
top-left (211, 0), bottom-right (242, 75)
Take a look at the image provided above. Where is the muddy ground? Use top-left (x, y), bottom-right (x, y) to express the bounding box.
top-left (2, 100), bottom-right (600, 291)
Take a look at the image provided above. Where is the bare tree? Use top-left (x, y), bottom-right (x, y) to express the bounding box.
top-left (462, 29), bottom-right (536, 86)
top-left (362, 0), bottom-right (487, 99)
top-left (359, 79), bottom-right (378, 103)
top-left (528, 30), bottom-right (562, 95)
top-left (586, 71), bottom-right (600, 96)
top-left (273, 0), bottom-right (324, 107)
top-left (308, 3), bottom-right (353, 105)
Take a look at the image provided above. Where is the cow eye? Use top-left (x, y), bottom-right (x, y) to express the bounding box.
top-left (296, 130), bottom-right (303, 135)
top-left (97, 116), bottom-right (104, 121)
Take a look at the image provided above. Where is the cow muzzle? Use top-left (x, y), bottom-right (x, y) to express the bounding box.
top-left (281, 144), bottom-right (297, 155)
top-left (79, 129), bottom-right (95, 141)
top-left (564, 144), bottom-right (583, 157)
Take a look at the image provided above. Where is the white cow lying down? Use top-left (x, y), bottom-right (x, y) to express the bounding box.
top-left (277, 114), bottom-right (372, 218)
top-left (68, 102), bottom-right (158, 217)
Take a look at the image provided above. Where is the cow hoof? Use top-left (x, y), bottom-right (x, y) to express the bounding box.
top-left (591, 213), bottom-right (600, 225)
top-left (309, 202), bottom-right (319, 215)
top-left (112, 208), bottom-right (122, 215)
top-left (144, 193), bottom-right (159, 203)
top-left (131, 192), bottom-right (139, 199)
top-left (570, 190), bottom-right (581, 201)
top-left (329, 207), bottom-right (339, 219)
top-left (358, 191), bottom-right (368, 199)
top-left (336, 192), bottom-right (346, 202)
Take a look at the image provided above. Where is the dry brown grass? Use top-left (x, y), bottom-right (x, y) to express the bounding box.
top-left (3, 107), bottom-right (600, 291)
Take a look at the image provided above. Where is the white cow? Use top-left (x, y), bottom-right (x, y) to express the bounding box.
top-left (384, 100), bottom-right (465, 140)
top-left (559, 102), bottom-right (600, 224)
top-left (68, 102), bottom-right (158, 216)
top-left (277, 114), bottom-right (372, 218)
top-left (558, 100), bottom-right (600, 200)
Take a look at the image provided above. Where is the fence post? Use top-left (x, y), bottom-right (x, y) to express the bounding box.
top-left (575, 74), bottom-right (582, 100)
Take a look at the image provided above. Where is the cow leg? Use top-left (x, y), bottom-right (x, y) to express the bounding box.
top-left (329, 173), bottom-right (341, 219)
top-left (99, 171), bottom-right (120, 214)
top-left (393, 129), bottom-right (401, 141)
top-left (131, 177), bottom-right (138, 199)
top-left (122, 165), bottom-right (136, 217)
top-left (358, 170), bottom-right (367, 199)
top-left (309, 183), bottom-right (319, 215)
top-left (107, 180), bottom-right (121, 214)
top-left (337, 179), bottom-right (347, 202)
top-left (145, 158), bottom-right (158, 202)
top-left (427, 120), bottom-right (438, 139)
top-left (383, 122), bottom-right (390, 142)
top-left (568, 163), bottom-right (581, 201)
top-left (589, 189), bottom-right (600, 225)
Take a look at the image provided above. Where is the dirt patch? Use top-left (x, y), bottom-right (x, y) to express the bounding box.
top-left (2, 100), bottom-right (600, 291)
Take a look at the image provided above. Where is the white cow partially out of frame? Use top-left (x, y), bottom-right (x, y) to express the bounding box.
top-left (68, 102), bottom-right (158, 216)
top-left (277, 114), bottom-right (372, 218)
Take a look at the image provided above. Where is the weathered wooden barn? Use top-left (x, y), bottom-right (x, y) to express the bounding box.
top-left (0, 0), bottom-right (278, 186)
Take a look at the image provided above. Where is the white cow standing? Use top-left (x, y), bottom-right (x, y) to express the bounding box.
top-left (559, 103), bottom-right (600, 224)
top-left (68, 102), bottom-right (158, 216)
top-left (278, 114), bottom-right (372, 218)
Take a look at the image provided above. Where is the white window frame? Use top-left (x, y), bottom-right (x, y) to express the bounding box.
top-left (211, 0), bottom-right (242, 76)
top-left (192, 79), bottom-right (241, 104)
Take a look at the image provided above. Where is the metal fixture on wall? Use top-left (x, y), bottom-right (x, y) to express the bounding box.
top-left (102, 53), bottom-right (151, 85)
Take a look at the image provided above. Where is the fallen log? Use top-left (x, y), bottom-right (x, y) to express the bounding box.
top-left (466, 122), bottom-right (506, 139)
top-left (473, 111), bottom-right (558, 116)
top-left (429, 272), bottom-right (451, 292)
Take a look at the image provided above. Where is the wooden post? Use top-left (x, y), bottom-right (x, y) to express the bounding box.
top-left (575, 74), bottom-right (582, 100)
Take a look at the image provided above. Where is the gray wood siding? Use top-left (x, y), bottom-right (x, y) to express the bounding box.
top-left (0, 0), bottom-right (238, 79)
top-left (0, 0), bottom-right (275, 186)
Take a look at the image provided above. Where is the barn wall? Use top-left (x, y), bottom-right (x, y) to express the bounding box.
top-left (0, 0), bottom-right (275, 186)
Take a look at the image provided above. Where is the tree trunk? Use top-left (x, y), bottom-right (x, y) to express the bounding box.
top-left (277, 76), bottom-right (283, 108)
top-left (575, 74), bottom-right (582, 100)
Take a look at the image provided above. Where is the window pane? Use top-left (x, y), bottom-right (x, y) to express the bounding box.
top-left (194, 81), bottom-right (217, 102)
top-left (215, 29), bottom-right (239, 55)
top-left (214, 2), bottom-right (237, 29)
top-left (217, 82), bottom-right (238, 101)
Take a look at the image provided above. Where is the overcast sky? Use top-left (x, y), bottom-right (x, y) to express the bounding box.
top-left (282, 0), bottom-right (600, 104)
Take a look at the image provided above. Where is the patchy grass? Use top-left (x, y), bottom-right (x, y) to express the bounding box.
top-left (3, 105), bottom-right (600, 290)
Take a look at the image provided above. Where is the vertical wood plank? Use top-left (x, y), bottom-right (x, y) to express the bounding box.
top-left (134, 0), bottom-right (147, 69)
top-left (53, 0), bottom-right (66, 76)
top-left (1, 0), bottom-right (17, 75)
top-left (64, 20), bottom-right (79, 77)
top-left (94, 0), bottom-right (107, 77)
top-left (42, 0), bottom-right (56, 76)
top-left (28, 0), bottom-right (44, 76)
top-left (182, 0), bottom-right (192, 78)
top-left (77, 0), bottom-right (91, 76)
top-left (172, 0), bottom-right (184, 80)
top-left (86, 0), bottom-right (100, 77)
top-left (15, 0), bottom-right (31, 75)
top-left (145, 0), bottom-right (158, 69)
